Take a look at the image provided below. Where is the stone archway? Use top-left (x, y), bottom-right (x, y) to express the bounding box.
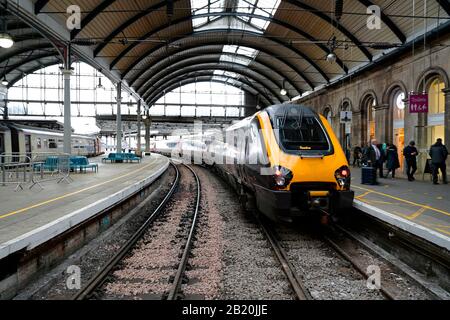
top-left (358, 91), bottom-right (378, 146)
top-left (382, 81), bottom-right (408, 144)
top-left (415, 67), bottom-right (450, 151)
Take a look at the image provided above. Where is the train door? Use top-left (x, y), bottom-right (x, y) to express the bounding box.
top-left (10, 126), bottom-right (20, 162)
top-left (25, 135), bottom-right (32, 160)
top-left (237, 135), bottom-right (249, 183)
top-left (0, 132), bottom-right (4, 163)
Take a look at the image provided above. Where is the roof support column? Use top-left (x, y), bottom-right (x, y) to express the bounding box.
top-left (63, 68), bottom-right (72, 155)
top-left (116, 82), bottom-right (122, 153)
top-left (136, 100), bottom-right (142, 156)
top-left (144, 110), bottom-right (151, 156)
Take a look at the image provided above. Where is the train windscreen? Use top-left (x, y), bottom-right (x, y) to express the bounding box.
top-left (274, 113), bottom-right (331, 153)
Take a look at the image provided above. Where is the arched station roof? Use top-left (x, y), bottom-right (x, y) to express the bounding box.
top-left (1, 0), bottom-right (449, 108)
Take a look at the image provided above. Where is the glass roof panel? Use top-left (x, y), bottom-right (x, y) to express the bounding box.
top-left (190, 0), bottom-right (280, 32)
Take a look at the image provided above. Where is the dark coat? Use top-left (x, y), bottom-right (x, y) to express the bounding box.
top-left (403, 145), bottom-right (418, 162)
top-left (386, 146), bottom-right (400, 170)
top-left (364, 145), bottom-right (382, 165)
top-left (429, 143), bottom-right (449, 164)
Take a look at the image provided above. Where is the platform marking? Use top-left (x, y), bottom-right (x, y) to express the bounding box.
top-left (355, 191), bottom-right (372, 200)
top-left (0, 160), bottom-right (158, 220)
top-left (353, 185), bottom-right (450, 218)
top-left (363, 200), bottom-right (395, 205)
top-left (406, 206), bottom-right (428, 221)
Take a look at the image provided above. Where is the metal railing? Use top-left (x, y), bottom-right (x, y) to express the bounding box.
top-left (0, 154), bottom-right (32, 191)
top-left (0, 152), bottom-right (72, 191)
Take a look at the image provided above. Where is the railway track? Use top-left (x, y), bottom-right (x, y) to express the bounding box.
top-left (257, 209), bottom-right (438, 300)
top-left (256, 215), bottom-right (311, 300)
top-left (72, 162), bottom-right (201, 300)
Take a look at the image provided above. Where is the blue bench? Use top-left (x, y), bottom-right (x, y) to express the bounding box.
top-left (33, 156), bottom-right (59, 172)
top-left (70, 156), bottom-right (98, 173)
top-left (102, 153), bottom-right (141, 163)
top-left (34, 156), bottom-right (98, 173)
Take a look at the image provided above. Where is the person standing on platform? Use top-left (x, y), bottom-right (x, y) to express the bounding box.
top-left (404, 141), bottom-right (418, 181)
top-left (386, 144), bottom-right (400, 178)
top-left (429, 138), bottom-right (448, 185)
top-left (353, 145), bottom-right (362, 167)
top-left (365, 139), bottom-right (385, 178)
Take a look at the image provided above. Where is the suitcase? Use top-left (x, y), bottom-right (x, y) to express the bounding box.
top-left (361, 166), bottom-right (377, 185)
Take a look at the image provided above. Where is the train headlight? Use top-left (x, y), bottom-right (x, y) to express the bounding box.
top-left (335, 166), bottom-right (351, 189)
top-left (272, 166), bottom-right (293, 189)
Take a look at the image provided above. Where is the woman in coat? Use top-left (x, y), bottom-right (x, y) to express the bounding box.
top-left (386, 144), bottom-right (401, 178)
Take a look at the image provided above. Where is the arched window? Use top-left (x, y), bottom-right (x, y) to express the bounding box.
top-left (323, 107), bottom-right (332, 126)
top-left (152, 81), bottom-right (246, 118)
top-left (393, 91), bottom-right (406, 122)
top-left (426, 78), bottom-right (446, 144)
top-left (368, 98), bottom-right (376, 141)
top-left (391, 90), bottom-right (406, 168)
top-left (428, 78), bottom-right (445, 115)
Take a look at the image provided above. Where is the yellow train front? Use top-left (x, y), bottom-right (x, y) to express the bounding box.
top-left (209, 104), bottom-right (354, 221)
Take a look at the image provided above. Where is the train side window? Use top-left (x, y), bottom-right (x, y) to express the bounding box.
top-left (48, 139), bottom-right (57, 149)
top-left (36, 138), bottom-right (42, 149)
top-left (43, 139), bottom-right (48, 148)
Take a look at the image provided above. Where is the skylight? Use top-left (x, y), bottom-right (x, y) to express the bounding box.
top-left (190, 0), bottom-right (281, 83)
top-left (190, 0), bottom-right (281, 33)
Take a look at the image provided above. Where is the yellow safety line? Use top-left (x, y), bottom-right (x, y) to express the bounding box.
top-left (406, 206), bottom-right (428, 221)
top-left (367, 200), bottom-right (396, 205)
top-left (392, 211), bottom-right (413, 220)
top-left (355, 190), bottom-right (372, 200)
top-left (0, 160), bottom-right (158, 220)
top-left (353, 185), bottom-right (450, 217)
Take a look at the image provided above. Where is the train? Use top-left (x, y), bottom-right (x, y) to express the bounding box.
top-left (0, 122), bottom-right (103, 163)
top-left (201, 104), bottom-right (354, 221)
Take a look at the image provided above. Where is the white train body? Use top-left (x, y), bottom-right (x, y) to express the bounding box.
top-left (0, 123), bottom-right (103, 164)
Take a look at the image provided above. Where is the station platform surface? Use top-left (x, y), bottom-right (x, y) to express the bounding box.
top-left (0, 153), bottom-right (169, 259)
top-left (351, 168), bottom-right (450, 250)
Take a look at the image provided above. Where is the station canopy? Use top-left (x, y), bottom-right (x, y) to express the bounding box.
top-left (1, 0), bottom-right (449, 109)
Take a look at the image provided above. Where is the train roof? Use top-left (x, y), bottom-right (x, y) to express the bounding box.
top-left (4, 123), bottom-right (96, 139)
top-left (264, 104), bottom-right (318, 119)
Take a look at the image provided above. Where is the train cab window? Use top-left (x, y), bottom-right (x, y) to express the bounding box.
top-left (274, 113), bottom-right (331, 153)
top-left (36, 138), bottom-right (42, 149)
top-left (48, 139), bottom-right (57, 149)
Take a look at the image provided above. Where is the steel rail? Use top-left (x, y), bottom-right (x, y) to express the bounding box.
top-left (72, 162), bottom-right (180, 300)
top-left (317, 210), bottom-right (396, 300)
top-left (322, 234), bottom-right (396, 300)
top-left (167, 164), bottom-right (201, 300)
top-left (257, 215), bottom-right (311, 300)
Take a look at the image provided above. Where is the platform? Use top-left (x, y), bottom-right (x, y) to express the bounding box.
top-left (351, 169), bottom-right (450, 251)
top-left (0, 154), bottom-right (169, 260)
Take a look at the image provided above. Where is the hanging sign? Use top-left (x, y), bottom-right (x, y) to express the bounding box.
top-left (340, 111), bottom-right (353, 124)
top-left (409, 94), bottom-right (428, 113)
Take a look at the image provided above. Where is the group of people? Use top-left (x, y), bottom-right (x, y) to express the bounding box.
top-left (353, 138), bottom-right (448, 185)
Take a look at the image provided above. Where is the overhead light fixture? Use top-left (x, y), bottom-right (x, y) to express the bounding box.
top-left (327, 52), bottom-right (337, 64)
top-left (280, 80), bottom-right (287, 96)
top-left (0, 13), bottom-right (14, 49)
top-left (1, 76), bottom-right (8, 86)
top-left (0, 32), bottom-right (13, 49)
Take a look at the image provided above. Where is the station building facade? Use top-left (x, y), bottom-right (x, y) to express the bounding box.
top-left (299, 34), bottom-right (450, 176)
